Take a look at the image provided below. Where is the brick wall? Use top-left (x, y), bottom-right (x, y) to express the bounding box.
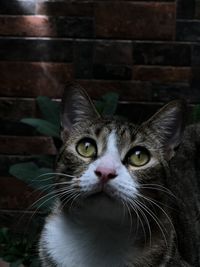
top-left (0, 0), bottom-right (200, 213)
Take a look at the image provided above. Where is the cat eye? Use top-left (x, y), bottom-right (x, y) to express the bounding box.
top-left (128, 146), bottom-right (150, 167)
top-left (76, 138), bottom-right (97, 158)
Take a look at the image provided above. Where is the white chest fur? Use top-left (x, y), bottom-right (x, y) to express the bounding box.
top-left (42, 211), bottom-right (137, 267)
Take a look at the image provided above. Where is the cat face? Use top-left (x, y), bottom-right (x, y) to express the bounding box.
top-left (55, 84), bottom-right (185, 221)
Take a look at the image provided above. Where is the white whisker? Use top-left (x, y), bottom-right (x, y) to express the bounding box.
top-left (134, 199), bottom-right (168, 248)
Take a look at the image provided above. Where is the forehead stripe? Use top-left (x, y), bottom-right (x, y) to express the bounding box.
top-left (94, 127), bottom-right (102, 137)
top-left (107, 131), bottom-right (119, 155)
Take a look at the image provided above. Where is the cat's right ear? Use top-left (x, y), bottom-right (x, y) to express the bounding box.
top-left (61, 83), bottom-right (100, 140)
top-left (142, 100), bottom-right (186, 160)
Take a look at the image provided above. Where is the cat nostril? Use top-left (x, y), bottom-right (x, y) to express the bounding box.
top-left (107, 173), bottom-right (117, 179)
top-left (95, 170), bottom-right (102, 178)
top-left (95, 168), bottom-right (117, 182)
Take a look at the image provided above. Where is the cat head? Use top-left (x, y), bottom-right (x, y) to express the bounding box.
top-left (56, 83), bottom-right (186, 220)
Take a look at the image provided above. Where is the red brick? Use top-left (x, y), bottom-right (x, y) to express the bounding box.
top-left (0, 16), bottom-right (55, 37)
top-left (0, 62), bottom-right (73, 97)
top-left (0, 98), bottom-right (37, 120)
top-left (192, 67), bottom-right (200, 83)
top-left (0, 136), bottom-right (57, 155)
top-left (195, 1), bottom-right (200, 19)
top-left (78, 80), bottom-right (152, 101)
top-left (78, 80), bottom-right (199, 103)
top-left (0, 15), bottom-right (93, 38)
top-left (36, 2), bottom-right (94, 16)
top-left (95, 41), bottom-right (133, 65)
top-left (133, 66), bottom-right (192, 82)
top-left (0, 39), bottom-right (74, 62)
top-left (95, 2), bottom-right (176, 40)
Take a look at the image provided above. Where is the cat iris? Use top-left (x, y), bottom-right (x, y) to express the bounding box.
top-left (76, 138), bottom-right (97, 158)
top-left (128, 146), bottom-right (150, 167)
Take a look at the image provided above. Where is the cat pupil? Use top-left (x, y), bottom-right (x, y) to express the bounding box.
top-left (136, 151), bottom-right (141, 158)
top-left (85, 143), bottom-right (90, 150)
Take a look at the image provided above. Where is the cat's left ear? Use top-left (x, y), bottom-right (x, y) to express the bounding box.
top-left (142, 100), bottom-right (186, 159)
top-left (61, 83), bottom-right (100, 140)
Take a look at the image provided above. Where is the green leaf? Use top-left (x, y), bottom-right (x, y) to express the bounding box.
top-left (37, 96), bottom-right (60, 127)
top-left (33, 195), bottom-right (55, 211)
top-left (0, 227), bottom-right (9, 243)
top-left (21, 118), bottom-right (60, 138)
top-left (95, 92), bottom-right (119, 116)
top-left (9, 162), bottom-right (53, 191)
top-left (10, 260), bottom-right (22, 267)
top-left (30, 258), bottom-right (40, 267)
top-left (9, 247), bottom-right (22, 255)
top-left (9, 162), bottom-right (42, 181)
top-left (192, 104), bottom-right (200, 123)
top-left (95, 100), bottom-right (105, 115)
top-left (34, 155), bottom-right (55, 168)
top-left (9, 162), bottom-right (55, 212)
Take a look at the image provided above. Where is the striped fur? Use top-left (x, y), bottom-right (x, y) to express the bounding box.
top-left (39, 84), bottom-right (200, 266)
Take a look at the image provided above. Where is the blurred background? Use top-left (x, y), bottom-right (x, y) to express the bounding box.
top-left (0, 0), bottom-right (200, 266)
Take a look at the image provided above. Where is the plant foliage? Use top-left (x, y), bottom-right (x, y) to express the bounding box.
top-left (192, 104), bottom-right (200, 123)
top-left (0, 227), bottom-right (40, 267)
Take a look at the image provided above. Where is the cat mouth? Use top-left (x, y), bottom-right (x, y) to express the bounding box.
top-left (86, 188), bottom-right (115, 201)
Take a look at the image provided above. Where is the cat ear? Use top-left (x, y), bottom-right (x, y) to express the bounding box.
top-left (143, 100), bottom-right (186, 159)
top-left (61, 83), bottom-right (100, 138)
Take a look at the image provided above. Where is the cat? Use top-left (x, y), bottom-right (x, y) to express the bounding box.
top-left (39, 83), bottom-right (200, 267)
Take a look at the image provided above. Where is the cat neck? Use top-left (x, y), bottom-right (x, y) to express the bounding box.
top-left (41, 200), bottom-right (173, 267)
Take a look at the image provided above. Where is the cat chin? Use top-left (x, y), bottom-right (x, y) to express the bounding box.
top-left (69, 192), bottom-right (130, 225)
top-left (85, 191), bottom-right (114, 201)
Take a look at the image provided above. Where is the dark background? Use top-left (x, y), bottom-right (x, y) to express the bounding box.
top-left (0, 0), bottom-right (199, 225)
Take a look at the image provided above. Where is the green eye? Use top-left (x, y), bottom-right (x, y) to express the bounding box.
top-left (76, 138), bottom-right (97, 158)
top-left (128, 146), bottom-right (150, 167)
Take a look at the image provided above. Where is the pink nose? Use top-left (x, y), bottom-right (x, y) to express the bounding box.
top-left (95, 167), bottom-right (117, 183)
